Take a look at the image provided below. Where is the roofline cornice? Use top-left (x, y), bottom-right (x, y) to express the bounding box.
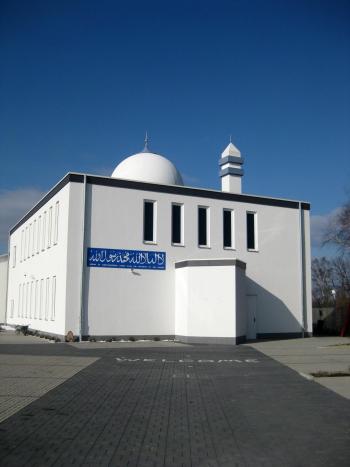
top-left (9, 172), bottom-right (311, 235)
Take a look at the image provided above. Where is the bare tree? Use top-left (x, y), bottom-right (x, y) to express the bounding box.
top-left (324, 200), bottom-right (350, 252)
top-left (332, 256), bottom-right (350, 295)
top-left (312, 257), bottom-right (334, 307)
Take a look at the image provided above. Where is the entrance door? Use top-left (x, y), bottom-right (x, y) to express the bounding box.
top-left (247, 295), bottom-right (257, 340)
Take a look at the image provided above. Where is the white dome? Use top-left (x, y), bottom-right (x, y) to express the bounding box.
top-left (111, 151), bottom-right (184, 186)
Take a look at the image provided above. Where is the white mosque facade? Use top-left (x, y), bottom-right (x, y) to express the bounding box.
top-left (5, 141), bottom-right (312, 343)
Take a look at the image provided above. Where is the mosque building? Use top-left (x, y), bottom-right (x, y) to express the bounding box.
top-left (5, 137), bottom-right (312, 343)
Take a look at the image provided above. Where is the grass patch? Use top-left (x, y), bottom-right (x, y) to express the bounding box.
top-left (311, 370), bottom-right (350, 378)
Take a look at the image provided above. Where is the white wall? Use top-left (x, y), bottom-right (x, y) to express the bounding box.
top-left (65, 182), bottom-right (85, 336)
top-left (84, 181), bottom-right (308, 337)
top-left (6, 183), bottom-right (72, 336)
top-left (235, 264), bottom-right (247, 338)
top-left (175, 262), bottom-right (242, 343)
top-left (303, 210), bottom-right (313, 334)
top-left (0, 255), bottom-right (8, 323)
top-left (84, 184), bottom-right (174, 336)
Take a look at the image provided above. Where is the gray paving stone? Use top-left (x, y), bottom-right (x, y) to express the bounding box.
top-left (0, 342), bottom-right (349, 466)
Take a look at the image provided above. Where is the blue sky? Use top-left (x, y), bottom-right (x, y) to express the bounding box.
top-left (0, 0), bottom-right (349, 255)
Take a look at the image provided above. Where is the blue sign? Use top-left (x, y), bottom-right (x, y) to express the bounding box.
top-left (87, 247), bottom-right (166, 270)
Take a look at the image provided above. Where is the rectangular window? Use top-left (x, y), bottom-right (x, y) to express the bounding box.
top-left (29, 281), bottom-right (34, 319)
top-left (143, 201), bottom-right (156, 243)
top-left (171, 204), bottom-right (183, 245)
top-left (27, 226), bottom-right (30, 258)
top-left (32, 220), bottom-right (36, 256)
top-left (39, 279), bottom-right (44, 320)
top-left (247, 212), bottom-right (258, 251)
top-left (45, 277), bottom-right (50, 320)
top-left (21, 282), bottom-right (25, 318)
top-left (54, 202), bottom-right (59, 244)
top-left (10, 299), bottom-right (14, 319)
top-left (18, 284), bottom-right (21, 318)
top-left (12, 246), bottom-right (16, 268)
top-left (21, 230), bottom-right (24, 262)
top-left (24, 227), bottom-right (28, 261)
top-left (51, 276), bottom-right (56, 321)
top-left (42, 212), bottom-right (47, 251)
top-left (25, 282), bottom-right (29, 318)
top-left (198, 206), bottom-right (209, 247)
top-left (37, 216), bottom-right (41, 254)
top-left (48, 206), bottom-right (52, 248)
top-left (34, 280), bottom-right (38, 319)
top-left (223, 209), bottom-right (235, 249)
top-left (28, 223), bottom-right (32, 258)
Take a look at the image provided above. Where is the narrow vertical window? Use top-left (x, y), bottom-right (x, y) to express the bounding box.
top-left (39, 279), bottom-right (44, 320)
top-left (29, 281), bottom-right (34, 319)
top-left (247, 212), bottom-right (258, 251)
top-left (24, 227), bottom-right (28, 261)
top-left (37, 216), bottom-right (41, 254)
top-left (198, 206), bottom-right (209, 247)
top-left (21, 282), bottom-right (25, 318)
top-left (28, 224), bottom-right (32, 258)
top-left (10, 299), bottom-right (14, 318)
top-left (42, 212), bottom-right (47, 251)
top-left (54, 202), bottom-right (59, 245)
top-left (143, 201), bottom-right (156, 243)
top-left (48, 206), bottom-right (53, 248)
top-left (45, 277), bottom-right (50, 320)
top-left (21, 230), bottom-right (24, 262)
top-left (12, 246), bottom-right (16, 268)
top-left (223, 209), bottom-right (235, 249)
top-left (51, 276), bottom-right (56, 321)
top-left (25, 282), bottom-right (29, 318)
top-left (172, 204), bottom-right (183, 245)
top-left (26, 227), bottom-right (29, 258)
top-left (34, 280), bottom-right (38, 319)
top-left (33, 220), bottom-right (36, 256)
top-left (18, 284), bottom-right (21, 317)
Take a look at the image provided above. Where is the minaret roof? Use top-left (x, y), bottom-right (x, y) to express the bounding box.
top-left (221, 141), bottom-right (241, 158)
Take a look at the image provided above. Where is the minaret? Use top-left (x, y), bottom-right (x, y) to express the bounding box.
top-left (219, 140), bottom-right (244, 193)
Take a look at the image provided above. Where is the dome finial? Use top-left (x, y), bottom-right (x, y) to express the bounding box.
top-left (142, 131), bottom-right (150, 152)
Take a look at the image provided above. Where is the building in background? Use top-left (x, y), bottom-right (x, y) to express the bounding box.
top-left (5, 139), bottom-right (312, 343)
top-left (0, 254), bottom-right (8, 324)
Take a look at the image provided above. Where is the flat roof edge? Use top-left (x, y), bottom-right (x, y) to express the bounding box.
top-left (175, 259), bottom-right (247, 269)
top-left (84, 174), bottom-right (311, 210)
top-left (9, 173), bottom-right (84, 235)
top-left (9, 171), bottom-right (311, 236)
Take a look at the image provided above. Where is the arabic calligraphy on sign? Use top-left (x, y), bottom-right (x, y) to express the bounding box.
top-left (87, 248), bottom-right (166, 270)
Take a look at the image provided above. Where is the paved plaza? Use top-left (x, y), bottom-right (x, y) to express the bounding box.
top-left (0, 332), bottom-right (349, 466)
